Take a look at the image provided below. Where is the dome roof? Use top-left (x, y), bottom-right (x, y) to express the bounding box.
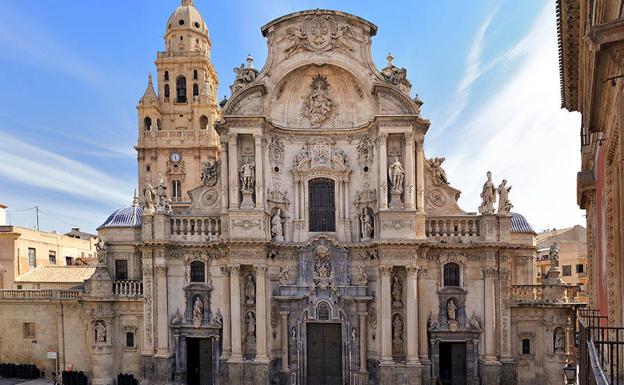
top-left (166, 0), bottom-right (209, 39)
top-left (510, 212), bottom-right (535, 234)
top-left (98, 204), bottom-right (142, 229)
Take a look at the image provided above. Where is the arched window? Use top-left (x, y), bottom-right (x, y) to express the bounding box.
top-left (164, 84), bottom-right (170, 99)
top-left (126, 332), bottom-right (135, 347)
top-left (144, 117), bottom-right (152, 131)
top-left (200, 115), bottom-right (208, 130)
top-left (176, 75), bottom-right (187, 103)
top-left (193, 69), bottom-right (198, 80)
top-left (317, 302), bottom-right (330, 320)
top-left (309, 178), bottom-right (335, 232)
top-left (156, 119), bottom-right (161, 130)
top-left (443, 263), bottom-right (460, 287)
top-left (193, 83), bottom-right (199, 97)
top-left (172, 180), bottom-right (182, 201)
top-left (164, 71), bottom-right (169, 81)
top-left (190, 261), bottom-right (205, 283)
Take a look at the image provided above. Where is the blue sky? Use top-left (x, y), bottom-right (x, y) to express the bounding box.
top-left (0, 0), bottom-right (583, 233)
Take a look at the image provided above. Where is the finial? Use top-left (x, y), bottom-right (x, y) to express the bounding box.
top-left (148, 73), bottom-right (153, 85)
top-left (132, 189), bottom-right (139, 207)
top-left (387, 52), bottom-right (394, 66)
top-left (181, 0), bottom-right (193, 6)
top-left (246, 54), bottom-right (254, 69)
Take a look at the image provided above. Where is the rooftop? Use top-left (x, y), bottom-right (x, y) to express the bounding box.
top-left (14, 265), bottom-right (96, 284)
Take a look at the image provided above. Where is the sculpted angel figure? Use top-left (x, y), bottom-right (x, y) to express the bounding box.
top-left (428, 157), bottom-right (449, 185)
top-left (388, 157), bottom-right (405, 192)
top-left (239, 160), bottom-right (255, 192)
top-left (143, 181), bottom-right (157, 212)
top-left (478, 171), bottom-right (496, 214)
top-left (284, 26), bottom-right (306, 57)
top-left (497, 179), bottom-right (513, 214)
top-left (94, 321), bottom-right (107, 343)
top-left (549, 242), bottom-right (560, 268)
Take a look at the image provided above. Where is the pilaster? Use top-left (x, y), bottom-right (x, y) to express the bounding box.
top-left (378, 132), bottom-right (389, 210)
top-left (254, 265), bottom-right (269, 362)
top-left (229, 264), bottom-right (243, 361)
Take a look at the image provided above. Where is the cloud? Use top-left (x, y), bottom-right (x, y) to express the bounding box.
top-left (441, 1), bottom-right (583, 231)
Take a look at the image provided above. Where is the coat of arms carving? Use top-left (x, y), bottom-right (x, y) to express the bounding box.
top-left (283, 15), bottom-right (355, 58)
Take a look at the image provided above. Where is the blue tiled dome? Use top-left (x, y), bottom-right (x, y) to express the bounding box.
top-left (98, 205), bottom-right (142, 229)
top-left (510, 212), bottom-right (535, 234)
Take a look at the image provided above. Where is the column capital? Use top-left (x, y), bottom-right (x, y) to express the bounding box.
top-left (229, 264), bottom-right (241, 274)
top-left (228, 132), bottom-right (238, 142)
top-left (279, 310), bottom-right (290, 317)
top-left (220, 265), bottom-right (231, 275)
top-left (253, 133), bottom-right (263, 143)
top-left (406, 265), bottom-right (420, 277)
top-left (254, 264), bottom-right (268, 275)
top-left (379, 265), bottom-right (393, 277)
top-left (481, 266), bottom-right (498, 279)
top-left (154, 264), bottom-right (168, 276)
top-left (378, 131), bottom-right (389, 140)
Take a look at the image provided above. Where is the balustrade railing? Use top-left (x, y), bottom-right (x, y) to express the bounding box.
top-left (510, 285), bottom-right (544, 302)
top-left (170, 216), bottom-right (221, 242)
top-left (113, 280), bottom-right (143, 297)
top-left (426, 216), bottom-right (480, 238)
top-left (0, 289), bottom-right (82, 300)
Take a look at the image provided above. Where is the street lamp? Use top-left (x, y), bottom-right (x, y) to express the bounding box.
top-left (563, 362), bottom-right (577, 384)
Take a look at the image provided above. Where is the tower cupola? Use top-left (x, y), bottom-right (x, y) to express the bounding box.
top-left (165, 0), bottom-right (210, 54)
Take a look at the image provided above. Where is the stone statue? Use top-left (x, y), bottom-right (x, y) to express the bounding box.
top-left (351, 265), bottom-right (368, 286)
top-left (231, 54), bottom-right (259, 93)
top-left (239, 160), bottom-right (255, 192)
top-left (201, 160), bottom-right (219, 187)
top-left (302, 75), bottom-right (334, 128)
top-left (360, 208), bottom-right (373, 241)
top-left (95, 237), bottom-right (107, 264)
top-left (549, 242), bottom-right (560, 268)
top-left (245, 274), bottom-right (255, 305)
top-left (554, 328), bottom-right (565, 353)
top-left (313, 258), bottom-right (333, 290)
top-left (94, 320), bottom-right (107, 343)
top-left (388, 157), bottom-right (405, 192)
top-left (427, 157), bottom-right (449, 185)
top-left (447, 299), bottom-right (457, 321)
top-left (469, 312), bottom-right (481, 330)
top-left (143, 181), bottom-right (157, 213)
top-left (246, 312), bottom-right (256, 346)
top-left (392, 315), bottom-right (404, 353)
top-left (497, 179), bottom-right (513, 214)
top-left (271, 209), bottom-right (284, 242)
top-left (391, 275), bottom-right (402, 308)
top-left (156, 176), bottom-right (167, 202)
top-left (428, 312), bottom-right (439, 330)
top-left (170, 308), bottom-right (183, 326)
top-left (212, 309), bottom-right (223, 328)
top-left (478, 171), bottom-right (496, 214)
top-left (381, 53), bottom-right (412, 92)
top-left (278, 264), bottom-right (291, 286)
top-left (192, 297), bottom-right (204, 328)
top-left (294, 145), bottom-right (311, 170)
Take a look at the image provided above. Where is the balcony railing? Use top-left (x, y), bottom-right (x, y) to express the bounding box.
top-left (578, 309), bottom-right (623, 385)
top-left (113, 280), bottom-right (143, 297)
top-left (171, 216), bottom-right (221, 242)
top-left (510, 285), bottom-right (544, 302)
top-left (426, 216), bottom-right (480, 238)
top-left (0, 289), bottom-right (82, 300)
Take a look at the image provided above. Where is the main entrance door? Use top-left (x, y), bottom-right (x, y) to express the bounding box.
top-left (306, 323), bottom-right (342, 385)
top-left (187, 338), bottom-right (213, 385)
top-left (439, 342), bottom-right (466, 385)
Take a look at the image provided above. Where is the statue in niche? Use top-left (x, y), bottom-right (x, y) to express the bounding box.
top-left (360, 208), bottom-right (373, 241)
top-left (271, 209), bottom-right (284, 242)
top-left (192, 297), bottom-right (204, 328)
top-left (392, 315), bottom-right (404, 352)
top-left (301, 75), bottom-right (334, 128)
top-left (94, 320), bottom-right (107, 343)
top-left (478, 171), bottom-right (496, 214)
top-left (239, 160), bottom-right (255, 192)
top-left (245, 274), bottom-right (256, 305)
top-left (549, 242), bottom-right (560, 268)
top-left (201, 160), bottom-right (219, 187)
top-left (497, 179), bottom-right (513, 214)
top-left (357, 137), bottom-right (375, 165)
top-left (427, 157), bottom-right (449, 185)
top-left (391, 275), bottom-right (402, 308)
top-left (245, 311), bottom-right (256, 347)
top-left (388, 157), bottom-right (405, 192)
top-left (554, 328), bottom-right (566, 353)
top-left (143, 181), bottom-right (157, 213)
top-left (447, 299), bottom-right (457, 322)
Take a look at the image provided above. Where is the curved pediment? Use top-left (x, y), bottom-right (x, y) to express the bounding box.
top-left (374, 84), bottom-right (419, 115)
top-left (223, 84), bottom-right (267, 116)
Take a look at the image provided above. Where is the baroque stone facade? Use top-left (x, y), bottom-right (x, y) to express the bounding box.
top-left (0, 3), bottom-right (581, 385)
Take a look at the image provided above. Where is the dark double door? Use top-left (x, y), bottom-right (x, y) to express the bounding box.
top-left (187, 338), bottom-right (213, 385)
top-left (439, 342), bottom-right (466, 385)
top-left (306, 323), bottom-right (342, 385)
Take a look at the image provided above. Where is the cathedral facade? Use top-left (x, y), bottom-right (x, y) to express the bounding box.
top-left (0, 3), bottom-right (579, 385)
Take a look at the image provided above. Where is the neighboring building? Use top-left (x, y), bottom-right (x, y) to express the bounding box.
top-left (0, 225), bottom-right (97, 289)
top-left (0, 3), bottom-right (579, 385)
top-left (0, 203), bottom-right (7, 226)
top-left (535, 225), bottom-right (588, 301)
top-left (13, 265), bottom-right (97, 290)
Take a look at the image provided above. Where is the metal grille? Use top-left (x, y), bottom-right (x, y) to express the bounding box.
top-left (309, 178), bottom-right (335, 232)
top-left (578, 308), bottom-right (624, 385)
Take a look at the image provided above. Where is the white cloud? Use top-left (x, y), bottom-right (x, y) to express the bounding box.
top-left (441, 1), bottom-right (584, 231)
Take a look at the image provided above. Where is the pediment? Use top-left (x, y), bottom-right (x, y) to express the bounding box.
top-left (374, 84), bottom-right (418, 115)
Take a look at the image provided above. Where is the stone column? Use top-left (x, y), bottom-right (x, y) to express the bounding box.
top-left (254, 134), bottom-right (264, 209)
top-left (141, 250), bottom-right (154, 355)
top-left (358, 310), bottom-right (368, 372)
top-left (406, 266), bottom-right (419, 363)
top-left (418, 268), bottom-right (429, 360)
top-left (379, 266), bottom-right (393, 362)
top-left (220, 137), bottom-right (229, 211)
top-left (155, 264), bottom-right (169, 357)
top-left (229, 265), bottom-right (243, 361)
top-left (255, 265), bottom-right (269, 361)
top-left (415, 137), bottom-right (425, 212)
top-left (280, 311), bottom-right (290, 371)
top-left (221, 266), bottom-right (231, 358)
top-left (294, 179), bottom-right (300, 220)
top-left (378, 132), bottom-right (389, 210)
top-left (404, 133), bottom-right (415, 209)
top-left (482, 267), bottom-right (497, 361)
top-left (228, 133), bottom-right (239, 209)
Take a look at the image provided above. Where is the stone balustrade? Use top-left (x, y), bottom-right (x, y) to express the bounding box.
top-left (510, 285), bottom-right (544, 302)
top-left (0, 289), bottom-right (82, 301)
top-left (170, 216), bottom-right (221, 242)
top-left (113, 280), bottom-right (143, 297)
top-left (426, 216), bottom-right (480, 238)
top-left (511, 284), bottom-right (578, 304)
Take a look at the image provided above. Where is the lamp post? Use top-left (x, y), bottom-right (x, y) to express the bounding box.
top-left (563, 362), bottom-right (577, 384)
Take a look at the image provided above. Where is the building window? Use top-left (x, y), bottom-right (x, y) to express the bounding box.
top-left (172, 180), bottom-right (182, 201)
top-left (521, 339), bottom-right (531, 355)
top-left (23, 322), bottom-right (35, 339)
top-left (28, 248), bottom-right (36, 268)
top-left (309, 178), bottom-right (335, 232)
top-left (443, 263), bottom-right (460, 287)
top-left (562, 265), bottom-right (572, 276)
top-left (164, 84), bottom-right (170, 98)
top-left (190, 261), bottom-right (205, 283)
top-left (200, 115), bottom-right (208, 130)
top-left (144, 117), bottom-right (152, 131)
top-left (176, 75), bottom-right (187, 103)
top-left (115, 260), bottom-right (128, 280)
top-left (65, 256), bottom-right (75, 266)
top-left (49, 251), bottom-right (56, 265)
top-left (576, 264), bottom-right (584, 274)
top-left (126, 332), bottom-right (135, 348)
top-left (193, 83), bottom-right (199, 97)
top-left (193, 69), bottom-right (198, 80)
top-left (164, 71), bottom-right (169, 81)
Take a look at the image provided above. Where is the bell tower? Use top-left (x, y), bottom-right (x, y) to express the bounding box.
top-left (136, 0), bottom-right (219, 205)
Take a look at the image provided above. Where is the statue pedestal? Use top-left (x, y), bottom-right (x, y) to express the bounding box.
top-left (389, 190), bottom-right (404, 209)
top-left (544, 267), bottom-right (564, 285)
top-left (240, 190), bottom-right (255, 209)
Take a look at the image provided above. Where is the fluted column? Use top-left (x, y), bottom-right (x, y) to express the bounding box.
top-left (220, 137), bottom-right (229, 211)
top-left (155, 264), bottom-right (169, 357)
top-left (280, 311), bottom-right (290, 371)
top-left (221, 266), bottom-right (231, 358)
top-left (415, 137), bottom-right (425, 212)
top-left (404, 133), bottom-right (415, 209)
top-left (358, 310), bottom-right (368, 372)
top-left (228, 133), bottom-right (239, 209)
top-left (253, 134), bottom-right (264, 209)
top-left (255, 265), bottom-right (268, 361)
top-left (406, 266), bottom-right (419, 363)
top-left (378, 132), bottom-right (389, 210)
top-left (380, 266), bottom-right (393, 362)
top-left (230, 265), bottom-right (243, 361)
top-left (418, 268), bottom-right (429, 360)
top-left (483, 267), bottom-right (497, 361)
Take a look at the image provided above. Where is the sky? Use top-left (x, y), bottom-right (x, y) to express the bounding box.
top-left (0, 0), bottom-right (584, 234)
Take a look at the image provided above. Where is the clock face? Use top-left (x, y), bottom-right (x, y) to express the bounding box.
top-left (170, 152), bottom-right (181, 162)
